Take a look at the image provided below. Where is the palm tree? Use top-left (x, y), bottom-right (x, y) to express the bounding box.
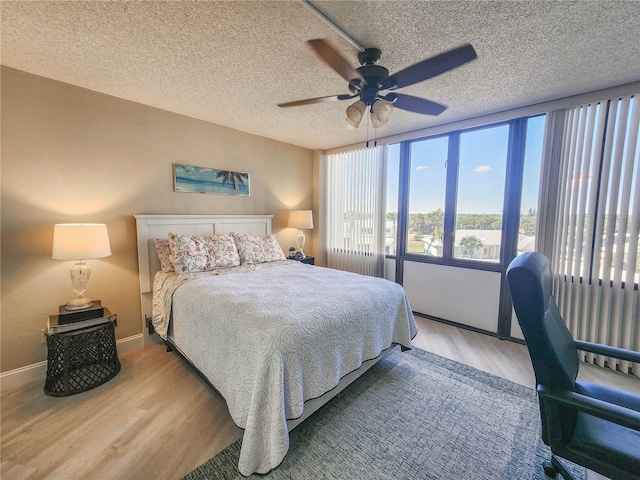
top-left (460, 235), bottom-right (483, 258)
top-left (409, 213), bottom-right (427, 238)
top-left (386, 211), bottom-right (397, 228)
top-left (216, 171), bottom-right (248, 191)
top-left (431, 225), bottom-right (444, 244)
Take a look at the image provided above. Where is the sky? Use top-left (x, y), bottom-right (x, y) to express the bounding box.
top-left (387, 115), bottom-right (546, 215)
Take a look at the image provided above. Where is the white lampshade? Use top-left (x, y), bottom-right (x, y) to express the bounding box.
top-left (346, 100), bottom-right (367, 128)
top-left (370, 99), bottom-right (393, 128)
top-left (53, 224), bottom-right (111, 260)
top-left (287, 210), bottom-right (313, 230)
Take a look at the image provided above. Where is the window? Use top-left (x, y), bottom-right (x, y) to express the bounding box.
top-left (407, 137), bottom-right (448, 257)
top-left (380, 113), bottom-right (549, 339)
top-left (552, 96), bottom-right (639, 286)
top-left (454, 125), bottom-right (509, 262)
top-left (386, 115), bottom-right (547, 270)
top-left (324, 146), bottom-right (387, 277)
top-left (385, 144), bottom-right (400, 255)
top-left (517, 115), bottom-right (546, 255)
top-left (601, 97), bottom-right (639, 284)
top-left (545, 95), bottom-right (638, 374)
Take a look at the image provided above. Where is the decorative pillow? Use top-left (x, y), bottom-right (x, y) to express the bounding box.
top-left (168, 233), bottom-right (240, 273)
top-left (168, 233), bottom-right (209, 273)
top-left (231, 232), bottom-right (286, 264)
top-left (206, 234), bottom-right (241, 269)
top-left (153, 238), bottom-right (175, 273)
top-left (263, 234), bottom-right (287, 262)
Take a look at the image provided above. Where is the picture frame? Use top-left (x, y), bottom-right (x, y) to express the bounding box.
top-left (173, 163), bottom-right (250, 196)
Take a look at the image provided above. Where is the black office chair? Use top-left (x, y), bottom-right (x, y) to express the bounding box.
top-left (506, 252), bottom-right (640, 480)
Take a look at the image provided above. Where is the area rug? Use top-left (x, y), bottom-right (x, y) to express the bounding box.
top-left (182, 347), bottom-right (584, 480)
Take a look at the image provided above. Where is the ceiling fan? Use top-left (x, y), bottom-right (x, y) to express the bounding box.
top-left (278, 39), bottom-right (477, 128)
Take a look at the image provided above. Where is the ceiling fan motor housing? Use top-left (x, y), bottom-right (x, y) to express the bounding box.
top-left (350, 64), bottom-right (390, 105)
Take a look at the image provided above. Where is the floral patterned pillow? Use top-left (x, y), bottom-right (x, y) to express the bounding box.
top-left (263, 234), bottom-right (286, 262)
top-left (168, 233), bottom-right (240, 273)
top-left (205, 234), bottom-right (241, 269)
top-left (168, 233), bottom-right (209, 273)
top-left (231, 232), bottom-right (286, 264)
top-left (153, 238), bottom-right (175, 273)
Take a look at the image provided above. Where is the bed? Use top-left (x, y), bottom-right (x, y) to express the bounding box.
top-left (135, 214), bottom-right (417, 476)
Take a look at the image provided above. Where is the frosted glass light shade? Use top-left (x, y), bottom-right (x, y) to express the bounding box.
top-left (346, 100), bottom-right (367, 128)
top-left (370, 99), bottom-right (393, 128)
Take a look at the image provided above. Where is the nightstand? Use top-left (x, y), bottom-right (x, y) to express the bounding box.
top-left (44, 309), bottom-right (120, 397)
top-left (288, 256), bottom-right (315, 265)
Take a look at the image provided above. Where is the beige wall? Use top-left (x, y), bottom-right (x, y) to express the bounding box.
top-left (1, 66), bottom-right (314, 372)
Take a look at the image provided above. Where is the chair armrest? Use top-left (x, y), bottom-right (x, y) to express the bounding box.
top-left (573, 340), bottom-right (640, 364)
top-left (538, 385), bottom-right (640, 431)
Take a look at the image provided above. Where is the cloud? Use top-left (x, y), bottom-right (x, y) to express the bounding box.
top-left (474, 165), bottom-right (491, 173)
top-left (416, 165), bottom-right (429, 171)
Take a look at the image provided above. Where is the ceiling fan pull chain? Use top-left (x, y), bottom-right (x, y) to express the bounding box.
top-left (373, 120), bottom-right (378, 148)
top-left (366, 113), bottom-right (371, 148)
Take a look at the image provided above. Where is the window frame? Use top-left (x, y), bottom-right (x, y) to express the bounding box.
top-left (391, 118), bottom-right (535, 273)
top-left (388, 115), bottom-right (545, 339)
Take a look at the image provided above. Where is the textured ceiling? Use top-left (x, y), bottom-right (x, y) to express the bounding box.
top-left (2, 1), bottom-right (639, 150)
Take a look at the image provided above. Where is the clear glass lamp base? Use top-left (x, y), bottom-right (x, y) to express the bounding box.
top-left (65, 260), bottom-right (94, 311)
top-left (65, 297), bottom-right (94, 311)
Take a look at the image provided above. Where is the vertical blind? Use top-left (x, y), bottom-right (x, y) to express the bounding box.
top-left (535, 109), bottom-right (566, 261)
top-left (550, 94), bottom-right (639, 375)
top-left (324, 146), bottom-right (387, 277)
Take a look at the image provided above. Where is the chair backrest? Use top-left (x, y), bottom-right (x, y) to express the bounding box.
top-left (506, 252), bottom-right (579, 391)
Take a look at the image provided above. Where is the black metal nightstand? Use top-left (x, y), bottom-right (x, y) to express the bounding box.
top-left (44, 309), bottom-right (120, 397)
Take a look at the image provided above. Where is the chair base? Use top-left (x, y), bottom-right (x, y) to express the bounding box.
top-left (543, 455), bottom-right (576, 480)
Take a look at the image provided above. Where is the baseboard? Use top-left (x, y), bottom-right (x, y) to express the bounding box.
top-left (116, 333), bottom-right (145, 354)
top-left (0, 333), bottom-right (145, 392)
top-left (0, 360), bottom-right (48, 393)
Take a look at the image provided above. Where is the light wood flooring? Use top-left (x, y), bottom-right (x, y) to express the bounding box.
top-left (2, 315), bottom-right (638, 480)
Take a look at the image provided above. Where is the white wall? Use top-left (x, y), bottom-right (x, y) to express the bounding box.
top-left (403, 261), bottom-right (501, 332)
top-left (384, 258), bottom-right (396, 282)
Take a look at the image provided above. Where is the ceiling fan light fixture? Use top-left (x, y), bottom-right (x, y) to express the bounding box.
top-left (370, 99), bottom-right (393, 128)
top-left (345, 100), bottom-right (367, 128)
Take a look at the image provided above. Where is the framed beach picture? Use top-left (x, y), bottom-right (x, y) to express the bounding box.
top-left (173, 163), bottom-right (250, 196)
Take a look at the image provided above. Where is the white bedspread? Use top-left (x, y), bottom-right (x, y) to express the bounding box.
top-left (153, 260), bottom-right (417, 476)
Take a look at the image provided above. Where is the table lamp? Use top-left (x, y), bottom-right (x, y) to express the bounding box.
top-left (52, 223), bottom-right (111, 310)
top-left (287, 210), bottom-right (313, 258)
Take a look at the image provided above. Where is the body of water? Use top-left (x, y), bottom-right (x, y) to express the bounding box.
top-left (175, 176), bottom-right (249, 196)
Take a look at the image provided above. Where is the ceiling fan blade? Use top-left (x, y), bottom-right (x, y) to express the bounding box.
top-left (308, 39), bottom-right (365, 86)
top-left (278, 94), bottom-right (354, 108)
top-left (393, 93), bottom-right (447, 116)
top-left (382, 44), bottom-right (477, 90)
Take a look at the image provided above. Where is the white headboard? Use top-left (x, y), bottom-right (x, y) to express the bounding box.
top-left (134, 214), bottom-right (273, 344)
